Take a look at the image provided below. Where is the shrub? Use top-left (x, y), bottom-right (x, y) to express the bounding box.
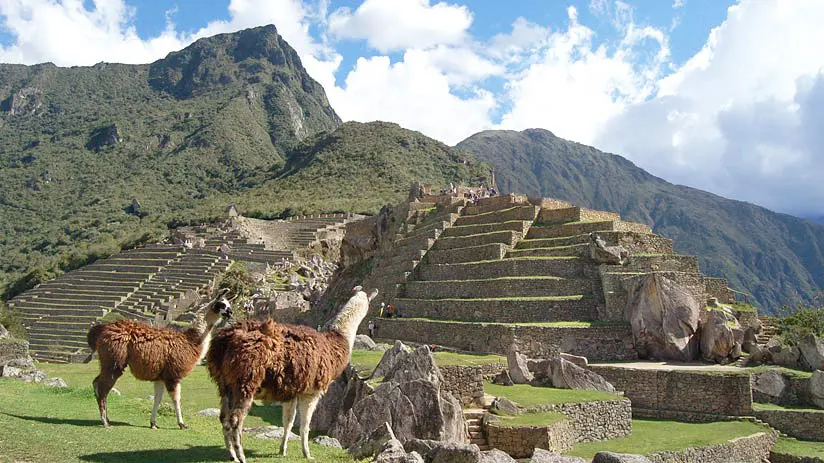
top-left (778, 305), bottom-right (824, 345)
top-left (0, 302), bottom-right (27, 339)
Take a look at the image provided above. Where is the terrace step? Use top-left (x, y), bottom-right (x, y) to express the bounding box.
top-left (393, 297), bottom-right (600, 323)
top-left (419, 257), bottom-right (586, 281)
top-left (432, 230), bottom-right (520, 251)
top-left (610, 254), bottom-right (700, 274)
top-left (374, 318), bottom-right (635, 361)
top-left (403, 277), bottom-right (593, 299)
top-left (454, 206), bottom-right (539, 227)
top-left (527, 221), bottom-right (617, 239)
top-left (425, 243), bottom-right (507, 265)
top-left (441, 220), bottom-right (530, 239)
top-left (507, 243), bottom-right (590, 258)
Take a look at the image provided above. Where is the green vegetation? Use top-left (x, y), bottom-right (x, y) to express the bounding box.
top-left (398, 317), bottom-right (627, 328)
top-left (0, 26), bottom-right (491, 302)
top-left (774, 437), bottom-right (824, 457)
top-left (753, 402), bottom-right (824, 413)
top-left (457, 128), bottom-right (824, 312)
top-left (2, 363), bottom-right (353, 462)
top-left (566, 419), bottom-right (769, 458)
top-left (484, 383), bottom-right (621, 407)
top-left (731, 302), bottom-right (758, 313)
top-left (0, 301), bottom-right (27, 339)
top-left (492, 411), bottom-right (567, 427)
top-left (779, 304), bottom-right (824, 345)
top-left (350, 350), bottom-right (505, 376)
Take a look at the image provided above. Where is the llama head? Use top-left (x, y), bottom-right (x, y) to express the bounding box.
top-left (330, 287), bottom-right (377, 348)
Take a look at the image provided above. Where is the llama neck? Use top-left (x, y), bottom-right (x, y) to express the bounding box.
top-left (186, 307), bottom-right (217, 345)
top-left (327, 313), bottom-right (362, 353)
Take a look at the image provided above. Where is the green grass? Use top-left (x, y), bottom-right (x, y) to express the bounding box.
top-left (484, 383), bottom-right (621, 408)
top-left (753, 402), bottom-right (824, 413)
top-left (492, 411), bottom-right (567, 427)
top-left (566, 419), bottom-right (769, 458)
top-left (0, 363), bottom-right (354, 462)
top-left (395, 317), bottom-right (628, 328)
top-left (350, 350), bottom-right (505, 376)
top-left (774, 437), bottom-right (824, 457)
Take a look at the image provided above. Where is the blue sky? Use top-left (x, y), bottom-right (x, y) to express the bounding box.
top-left (0, 1), bottom-right (823, 218)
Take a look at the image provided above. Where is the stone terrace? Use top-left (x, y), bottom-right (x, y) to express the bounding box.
top-left (9, 245), bottom-right (229, 363)
top-left (370, 193), bottom-right (735, 361)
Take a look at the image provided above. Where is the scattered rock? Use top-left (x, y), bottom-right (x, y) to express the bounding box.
top-left (481, 448), bottom-right (517, 462)
top-left (699, 307), bottom-right (744, 364)
top-left (355, 334), bottom-right (377, 351)
top-left (559, 353), bottom-right (588, 368)
top-left (592, 452), bottom-right (653, 463)
top-left (798, 334), bottom-right (824, 371)
top-left (0, 323), bottom-right (8, 339)
top-left (404, 438), bottom-right (440, 456)
top-left (20, 369), bottom-right (47, 383)
top-left (313, 435), bottom-right (342, 448)
top-left (771, 345), bottom-right (801, 370)
top-left (246, 425), bottom-right (299, 441)
top-left (110, 388), bottom-right (121, 396)
top-left (428, 442), bottom-right (482, 463)
top-left (752, 370), bottom-right (790, 404)
top-left (1, 365), bottom-right (22, 377)
top-left (492, 370), bottom-right (514, 386)
top-left (549, 357), bottom-right (615, 393)
top-left (809, 370), bottom-right (824, 409)
top-left (490, 397), bottom-right (520, 415)
top-left (507, 347), bottom-right (534, 384)
top-left (197, 408), bottom-right (221, 417)
top-left (530, 448), bottom-right (586, 462)
top-left (625, 273), bottom-right (701, 361)
top-left (43, 377), bottom-right (68, 388)
top-left (375, 439), bottom-right (415, 463)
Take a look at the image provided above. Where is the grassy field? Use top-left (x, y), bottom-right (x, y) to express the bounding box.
top-left (484, 383), bottom-right (621, 407)
top-left (0, 364), bottom-right (354, 463)
top-left (753, 402), bottom-right (824, 413)
top-left (567, 420), bottom-right (770, 458)
top-left (774, 437), bottom-right (824, 457)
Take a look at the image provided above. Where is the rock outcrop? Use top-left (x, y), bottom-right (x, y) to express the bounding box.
top-left (799, 334), bottom-right (824, 371)
top-left (810, 370), bottom-right (824, 409)
top-left (592, 452), bottom-right (652, 463)
top-left (625, 273), bottom-right (701, 361)
top-left (325, 343), bottom-right (465, 449)
top-left (531, 449), bottom-right (587, 462)
top-left (699, 306), bottom-right (744, 363)
top-left (589, 232), bottom-right (629, 265)
top-left (507, 347), bottom-right (534, 384)
top-left (752, 369), bottom-right (790, 404)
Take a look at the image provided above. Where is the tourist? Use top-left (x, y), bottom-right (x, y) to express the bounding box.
top-left (368, 320), bottom-right (376, 338)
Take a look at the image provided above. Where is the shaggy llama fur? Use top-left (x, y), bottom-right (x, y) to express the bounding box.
top-left (87, 292), bottom-right (232, 429)
top-left (207, 286), bottom-right (376, 462)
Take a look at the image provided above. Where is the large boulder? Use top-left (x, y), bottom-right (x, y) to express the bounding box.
top-left (810, 370), bottom-right (824, 409)
top-left (549, 357), bottom-right (615, 393)
top-left (507, 347), bottom-right (534, 384)
top-left (330, 343), bottom-right (465, 448)
top-left (350, 422), bottom-right (398, 460)
top-left (530, 449), bottom-right (586, 462)
top-left (752, 370), bottom-right (790, 404)
top-left (589, 233), bottom-right (629, 265)
top-left (560, 353), bottom-right (588, 368)
top-left (592, 452), bottom-right (652, 463)
top-left (354, 334), bottom-right (377, 351)
top-left (480, 449), bottom-right (517, 463)
top-left (798, 334), bottom-right (824, 371)
top-left (428, 443), bottom-right (482, 463)
top-left (625, 273), bottom-right (701, 361)
top-left (770, 345), bottom-right (801, 370)
top-left (490, 397), bottom-right (520, 415)
top-left (0, 323), bottom-right (9, 339)
top-left (699, 307), bottom-right (744, 363)
top-left (492, 370), bottom-right (514, 386)
top-left (372, 340), bottom-right (414, 379)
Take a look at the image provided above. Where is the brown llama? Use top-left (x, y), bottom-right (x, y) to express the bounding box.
top-left (207, 286), bottom-right (377, 462)
top-left (87, 290), bottom-right (233, 429)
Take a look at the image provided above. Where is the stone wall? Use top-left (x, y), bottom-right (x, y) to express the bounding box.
top-left (756, 409), bottom-right (824, 440)
top-left (599, 269), bottom-right (707, 322)
top-left (704, 277), bottom-right (735, 304)
top-left (647, 431), bottom-right (777, 463)
top-left (580, 208), bottom-right (621, 223)
top-left (528, 399), bottom-right (632, 442)
top-left (771, 453), bottom-right (824, 463)
top-left (376, 319), bottom-right (637, 361)
top-left (0, 339), bottom-right (30, 366)
top-left (439, 365), bottom-right (485, 405)
top-left (600, 231), bottom-right (674, 255)
top-left (486, 419), bottom-right (575, 458)
top-left (590, 367), bottom-right (753, 418)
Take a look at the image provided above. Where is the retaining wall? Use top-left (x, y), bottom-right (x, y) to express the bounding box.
top-left (647, 431), bottom-right (777, 463)
top-left (528, 399), bottom-right (632, 442)
top-left (439, 365), bottom-right (485, 405)
top-left (590, 366), bottom-right (753, 418)
top-left (486, 419), bottom-right (575, 458)
top-left (0, 339), bottom-right (30, 366)
top-left (756, 409), bottom-right (824, 440)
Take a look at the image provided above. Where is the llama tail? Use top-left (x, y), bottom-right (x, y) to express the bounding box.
top-left (87, 323), bottom-right (105, 351)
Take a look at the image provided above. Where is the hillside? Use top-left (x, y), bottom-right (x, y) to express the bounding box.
top-left (457, 129), bottom-right (824, 311)
top-left (0, 26), bottom-right (489, 299)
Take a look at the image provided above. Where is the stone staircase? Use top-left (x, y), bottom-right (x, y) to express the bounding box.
top-left (757, 315), bottom-right (781, 345)
top-left (464, 408), bottom-right (490, 451)
top-left (370, 194), bottom-right (734, 361)
top-left (10, 245), bottom-right (230, 362)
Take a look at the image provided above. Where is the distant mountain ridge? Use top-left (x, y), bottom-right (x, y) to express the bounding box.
top-left (457, 129), bottom-right (824, 311)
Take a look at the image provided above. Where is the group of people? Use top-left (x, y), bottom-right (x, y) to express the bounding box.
top-left (463, 184), bottom-right (497, 204)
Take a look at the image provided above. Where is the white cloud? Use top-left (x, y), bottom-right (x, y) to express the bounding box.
top-left (673, 0), bottom-right (686, 9)
top-left (328, 0), bottom-right (472, 52)
top-left (488, 17), bottom-right (552, 63)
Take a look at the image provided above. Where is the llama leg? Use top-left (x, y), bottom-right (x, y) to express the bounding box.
top-left (280, 399), bottom-right (298, 457)
top-left (92, 367), bottom-right (123, 428)
top-left (298, 393), bottom-right (322, 460)
top-left (220, 393), bottom-right (239, 463)
top-left (150, 381), bottom-right (164, 429)
top-left (230, 396), bottom-right (253, 463)
top-left (170, 382), bottom-right (187, 429)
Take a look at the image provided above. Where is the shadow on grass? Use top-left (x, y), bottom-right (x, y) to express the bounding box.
top-left (1, 412), bottom-right (130, 428)
top-left (249, 402), bottom-right (283, 426)
top-left (79, 446), bottom-right (262, 463)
